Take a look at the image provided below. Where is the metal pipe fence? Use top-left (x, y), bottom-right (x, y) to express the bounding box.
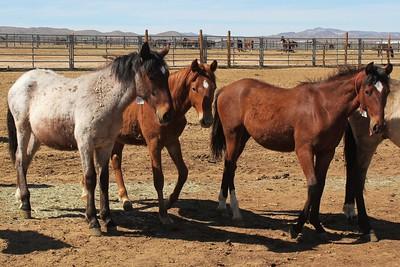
top-left (0, 32), bottom-right (398, 70)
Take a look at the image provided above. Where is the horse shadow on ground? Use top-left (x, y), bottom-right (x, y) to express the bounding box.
top-left (46, 198), bottom-right (400, 252)
top-left (0, 183), bottom-right (54, 189)
top-left (0, 230), bottom-right (71, 255)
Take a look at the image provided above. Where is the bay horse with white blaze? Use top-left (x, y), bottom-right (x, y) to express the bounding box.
top-left (81, 59), bottom-right (217, 224)
top-left (7, 43), bottom-right (173, 236)
top-left (211, 62), bottom-right (392, 240)
top-left (343, 79), bottom-right (400, 241)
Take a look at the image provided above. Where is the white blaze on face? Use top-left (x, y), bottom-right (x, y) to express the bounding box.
top-left (135, 96), bottom-right (145, 104)
top-left (203, 80), bottom-right (209, 89)
top-left (375, 81), bottom-right (383, 93)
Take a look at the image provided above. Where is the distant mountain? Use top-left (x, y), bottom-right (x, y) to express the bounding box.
top-left (270, 27), bottom-right (400, 39)
top-left (0, 26), bottom-right (138, 36)
top-left (0, 26), bottom-right (398, 38)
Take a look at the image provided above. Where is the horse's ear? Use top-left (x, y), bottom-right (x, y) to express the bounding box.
top-left (191, 59), bottom-right (200, 72)
top-left (140, 42), bottom-right (151, 61)
top-left (385, 63), bottom-right (393, 75)
top-left (365, 62), bottom-right (375, 75)
top-left (210, 60), bottom-right (218, 72)
top-left (159, 45), bottom-right (170, 58)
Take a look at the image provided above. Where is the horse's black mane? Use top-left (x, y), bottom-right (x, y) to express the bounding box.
top-left (299, 64), bottom-right (388, 86)
top-left (110, 50), bottom-right (165, 86)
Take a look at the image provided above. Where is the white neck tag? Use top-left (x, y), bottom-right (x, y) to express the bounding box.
top-left (359, 108), bottom-right (368, 118)
top-left (135, 96), bottom-right (145, 105)
top-left (375, 81), bottom-right (383, 93)
top-left (161, 66), bottom-right (166, 75)
top-left (203, 80), bottom-right (209, 89)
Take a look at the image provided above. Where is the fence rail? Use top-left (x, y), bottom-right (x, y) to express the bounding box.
top-left (0, 31), bottom-right (398, 70)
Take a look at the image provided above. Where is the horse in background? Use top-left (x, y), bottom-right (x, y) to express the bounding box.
top-left (343, 79), bottom-right (400, 241)
top-left (81, 59), bottom-right (218, 224)
top-left (7, 43), bottom-right (173, 236)
top-left (281, 36), bottom-right (298, 52)
top-left (211, 62), bottom-right (392, 240)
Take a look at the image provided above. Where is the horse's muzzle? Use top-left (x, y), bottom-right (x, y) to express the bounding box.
top-left (200, 116), bottom-right (213, 128)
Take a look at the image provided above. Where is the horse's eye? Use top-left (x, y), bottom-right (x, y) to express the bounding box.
top-left (192, 87), bottom-right (196, 92)
top-left (151, 90), bottom-right (156, 96)
top-left (365, 89), bottom-right (372, 96)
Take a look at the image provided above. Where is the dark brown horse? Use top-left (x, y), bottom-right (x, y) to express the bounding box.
top-left (211, 62), bottom-right (392, 240)
top-left (81, 59), bottom-right (218, 224)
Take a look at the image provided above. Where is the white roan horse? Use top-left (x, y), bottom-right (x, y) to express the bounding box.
top-left (343, 79), bottom-right (400, 241)
top-left (7, 43), bottom-right (173, 236)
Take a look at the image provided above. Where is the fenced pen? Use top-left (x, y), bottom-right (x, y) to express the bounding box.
top-left (0, 30), bottom-right (398, 70)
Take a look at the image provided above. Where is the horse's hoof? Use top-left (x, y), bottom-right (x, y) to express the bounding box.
top-left (369, 230), bottom-right (378, 242)
top-left (122, 200), bottom-right (133, 211)
top-left (20, 210), bottom-right (32, 219)
top-left (105, 224), bottom-right (118, 235)
top-left (89, 227), bottom-right (102, 237)
top-left (289, 224), bottom-right (300, 239)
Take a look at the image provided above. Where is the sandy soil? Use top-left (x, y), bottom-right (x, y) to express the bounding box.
top-left (1, 67), bottom-right (400, 266)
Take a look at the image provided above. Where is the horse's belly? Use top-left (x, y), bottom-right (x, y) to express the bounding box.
top-left (32, 117), bottom-right (77, 150)
top-left (251, 129), bottom-right (295, 152)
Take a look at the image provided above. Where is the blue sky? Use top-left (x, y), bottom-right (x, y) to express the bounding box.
top-left (0, 0), bottom-right (398, 35)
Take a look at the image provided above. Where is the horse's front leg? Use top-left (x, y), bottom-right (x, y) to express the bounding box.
top-left (110, 142), bottom-right (133, 211)
top-left (148, 141), bottom-right (172, 225)
top-left (291, 144), bottom-right (318, 239)
top-left (96, 147), bottom-right (116, 233)
top-left (165, 139), bottom-right (188, 209)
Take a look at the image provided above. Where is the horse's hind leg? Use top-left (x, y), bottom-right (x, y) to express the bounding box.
top-left (308, 150), bottom-right (335, 238)
top-left (217, 128), bottom-right (249, 222)
top-left (95, 146), bottom-right (116, 232)
top-left (78, 143), bottom-right (101, 236)
top-left (14, 122), bottom-right (33, 218)
top-left (165, 139), bottom-right (188, 209)
top-left (110, 142), bottom-right (133, 211)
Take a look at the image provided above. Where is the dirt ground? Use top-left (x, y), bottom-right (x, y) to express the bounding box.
top-left (1, 67), bottom-right (400, 267)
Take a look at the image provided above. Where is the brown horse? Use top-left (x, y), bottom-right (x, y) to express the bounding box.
top-left (211, 62), bottom-right (392, 240)
top-left (82, 59), bottom-right (218, 224)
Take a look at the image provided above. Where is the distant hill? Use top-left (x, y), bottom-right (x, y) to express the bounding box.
top-left (0, 26), bottom-right (398, 38)
top-left (270, 27), bottom-right (400, 39)
top-left (0, 26), bottom-right (138, 36)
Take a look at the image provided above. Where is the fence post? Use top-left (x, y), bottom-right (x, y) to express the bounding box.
top-left (5, 33), bottom-right (8, 48)
top-left (199, 29), bottom-right (204, 63)
top-left (387, 34), bottom-right (391, 64)
top-left (144, 29), bottom-right (149, 43)
top-left (31, 34), bottom-right (35, 68)
top-left (259, 37), bottom-right (264, 67)
top-left (312, 38), bottom-right (316, 66)
top-left (344, 32), bottom-right (349, 65)
top-left (68, 35), bottom-right (75, 70)
top-left (322, 44), bottom-right (326, 67)
top-left (227, 31), bottom-right (231, 68)
top-left (203, 35), bottom-right (208, 63)
top-left (358, 38), bottom-right (362, 67)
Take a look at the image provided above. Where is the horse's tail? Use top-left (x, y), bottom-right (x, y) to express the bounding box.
top-left (7, 107), bottom-right (17, 164)
top-left (210, 91), bottom-right (226, 159)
